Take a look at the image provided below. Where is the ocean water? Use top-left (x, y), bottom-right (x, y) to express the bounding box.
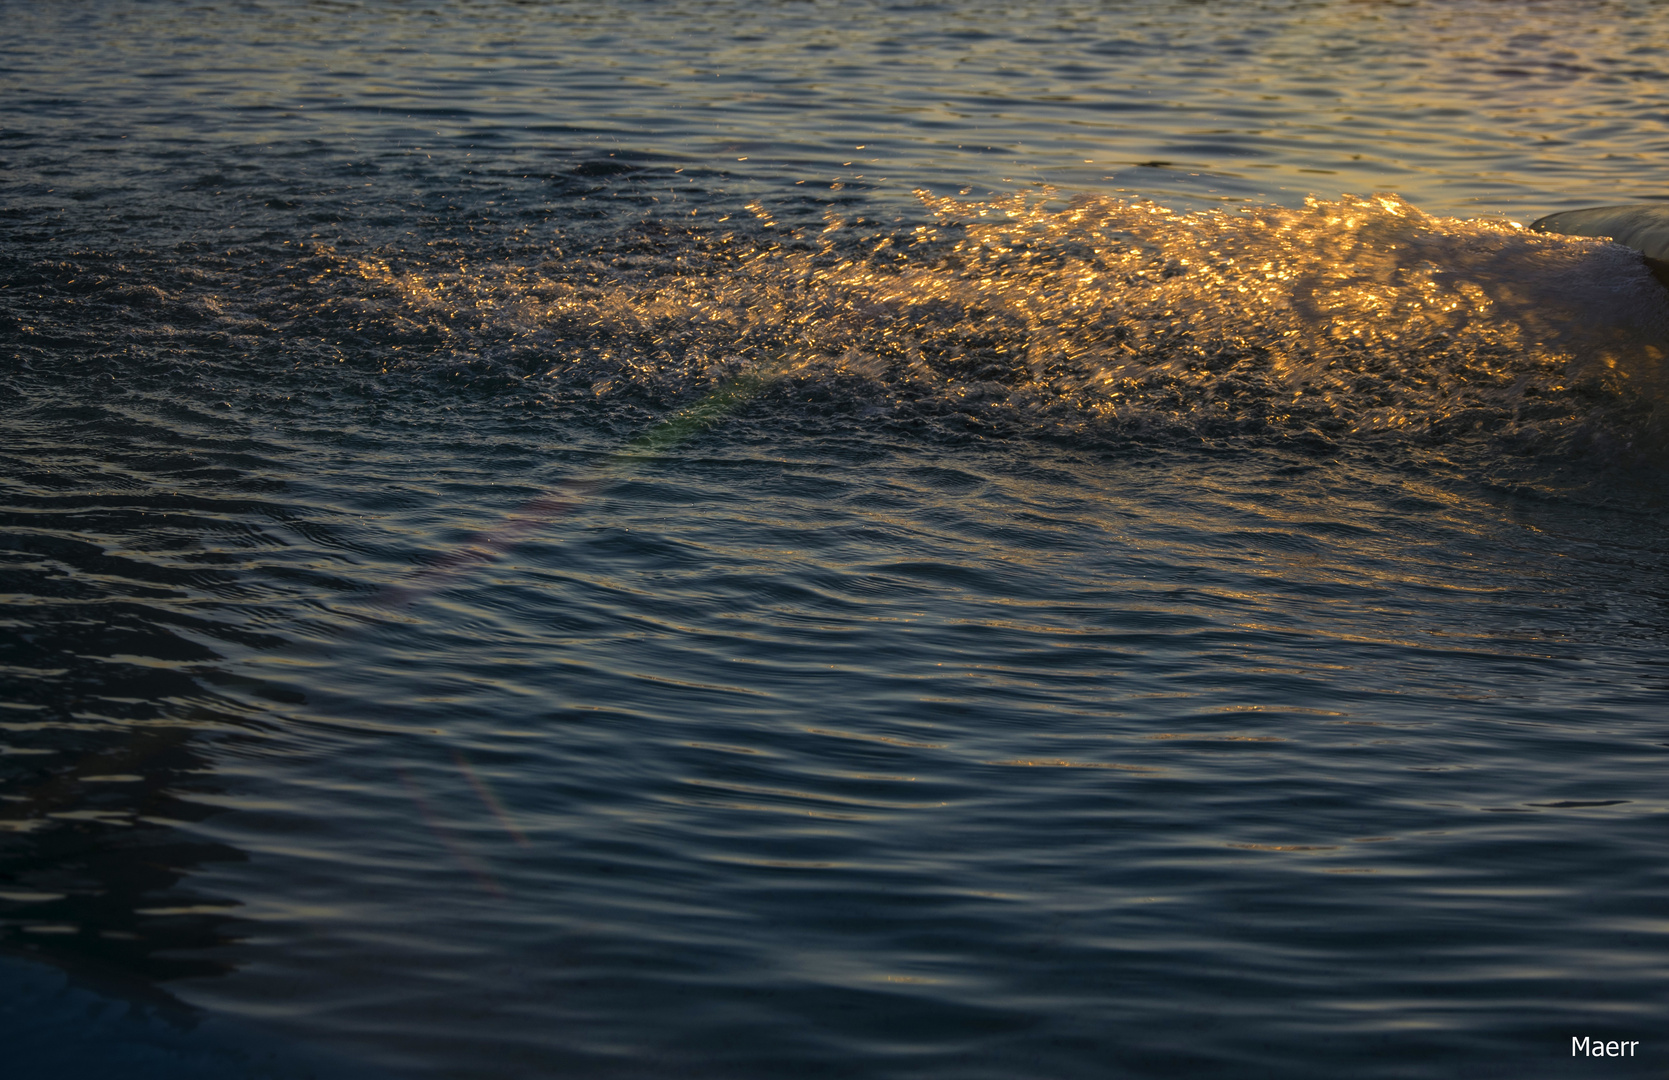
top-left (3, 2), bottom-right (1669, 1077)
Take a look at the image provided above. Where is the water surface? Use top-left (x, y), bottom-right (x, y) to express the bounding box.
top-left (3, 2), bottom-right (1668, 1077)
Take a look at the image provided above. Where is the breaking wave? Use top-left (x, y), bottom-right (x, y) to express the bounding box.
top-left (10, 191), bottom-right (1669, 464)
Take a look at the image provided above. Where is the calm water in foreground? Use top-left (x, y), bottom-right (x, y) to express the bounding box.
top-left (3, 2), bottom-right (1668, 1077)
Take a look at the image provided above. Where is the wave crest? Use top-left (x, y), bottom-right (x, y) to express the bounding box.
top-left (317, 192), bottom-right (1669, 459)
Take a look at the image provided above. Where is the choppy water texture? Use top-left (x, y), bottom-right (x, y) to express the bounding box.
top-left (3, 2), bottom-right (1669, 1078)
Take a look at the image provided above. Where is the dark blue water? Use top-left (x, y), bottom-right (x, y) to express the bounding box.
top-left (4, 2), bottom-right (1669, 1077)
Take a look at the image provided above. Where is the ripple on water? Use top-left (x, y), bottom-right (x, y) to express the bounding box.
top-left (3, 1), bottom-right (1669, 1077)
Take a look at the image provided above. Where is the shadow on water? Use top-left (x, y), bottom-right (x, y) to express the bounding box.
top-left (0, 485), bottom-right (381, 1077)
top-left (0, 587), bottom-right (245, 950)
top-left (0, 610), bottom-right (226, 949)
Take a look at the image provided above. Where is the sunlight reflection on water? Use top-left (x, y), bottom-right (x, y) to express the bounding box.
top-left (4, 2), bottom-right (1669, 1078)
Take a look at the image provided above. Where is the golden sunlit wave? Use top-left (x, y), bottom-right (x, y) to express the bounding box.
top-left (308, 192), bottom-right (1669, 460)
